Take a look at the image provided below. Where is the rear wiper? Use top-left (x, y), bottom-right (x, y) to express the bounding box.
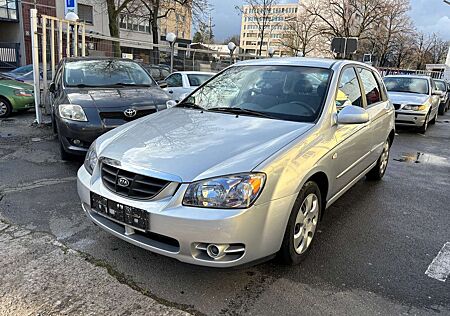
top-left (209, 107), bottom-right (274, 119)
top-left (176, 101), bottom-right (205, 110)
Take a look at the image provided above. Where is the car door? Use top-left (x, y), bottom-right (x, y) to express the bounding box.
top-left (356, 67), bottom-right (392, 162)
top-left (330, 66), bottom-right (373, 195)
top-left (164, 73), bottom-right (184, 100)
top-left (430, 79), bottom-right (440, 118)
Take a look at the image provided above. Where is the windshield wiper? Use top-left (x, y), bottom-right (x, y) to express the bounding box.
top-left (69, 83), bottom-right (97, 88)
top-left (176, 101), bottom-right (205, 110)
top-left (109, 83), bottom-right (152, 87)
top-left (209, 107), bottom-right (275, 119)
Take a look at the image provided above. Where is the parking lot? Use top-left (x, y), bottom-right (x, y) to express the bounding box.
top-left (0, 111), bottom-right (448, 315)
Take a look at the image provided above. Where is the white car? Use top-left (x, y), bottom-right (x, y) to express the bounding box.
top-left (163, 71), bottom-right (215, 101)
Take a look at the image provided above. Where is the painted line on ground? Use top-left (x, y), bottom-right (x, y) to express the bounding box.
top-left (425, 242), bottom-right (450, 282)
top-left (0, 177), bottom-right (77, 195)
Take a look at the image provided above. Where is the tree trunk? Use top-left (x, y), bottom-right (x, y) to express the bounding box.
top-left (151, 0), bottom-right (160, 64)
top-left (106, 0), bottom-right (121, 57)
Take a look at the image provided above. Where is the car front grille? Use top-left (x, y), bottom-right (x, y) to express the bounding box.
top-left (101, 163), bottom-right (170, 200)
top-left (99, 108), bottom-right (157, 121)
top-left (393, 104), bottom-right (401, 110)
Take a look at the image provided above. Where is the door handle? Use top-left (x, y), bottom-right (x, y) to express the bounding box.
top-left (168, 90), bottom-right (173, 94)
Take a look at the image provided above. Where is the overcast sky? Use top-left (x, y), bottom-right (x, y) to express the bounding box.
top-left (207, 0), bottom-right (450, 42)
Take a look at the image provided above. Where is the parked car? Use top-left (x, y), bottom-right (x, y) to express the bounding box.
top-left (2, 64), bottom-right (51, 85)
top-left (139, 64), bottom-right (171, 87)
top-left (0, 77), bottom-right (34, 118)
top-left (163, 71), bottom-right (215, 101)
top-left (77, 58), bottom-right (395, 267)
top-left (434, 79), bottom-right (449, 114)
top-left (383, 75), bottom-right (440, 133)
top-left (49, 57), bottom-right (170, 160)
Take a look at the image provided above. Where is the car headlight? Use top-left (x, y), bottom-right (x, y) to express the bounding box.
top-left (403, 104), bottom-right (426, 111)
top-left (183, 173), bottom-right (266, 209)
top-left (14, 89), bottom-right (33, 97)
top-left (59, 104), bottom-right (87, 121)
top-left (84, 142), bottom-right (98, 175)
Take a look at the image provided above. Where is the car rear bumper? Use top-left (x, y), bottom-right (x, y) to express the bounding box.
top-left (77, 165), bottom-right (295, 267)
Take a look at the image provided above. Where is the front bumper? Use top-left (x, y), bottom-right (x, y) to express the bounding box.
top-left (10, 96), bottom-right (34, 111)
top-left (77, 165), bottom-right (295, 267)
top-left (395, 110), bottom-right (427, 127)
top-left (57, 118), bottom-right (114, 155)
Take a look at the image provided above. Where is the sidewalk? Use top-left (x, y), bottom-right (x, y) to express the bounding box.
top-left (0, 220), bottom-right (189, 316)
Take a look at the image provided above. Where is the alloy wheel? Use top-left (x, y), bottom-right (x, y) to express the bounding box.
top-left (293, 193), bottom-right (319, 254)
top-left (0, 101), bottom-right (7, 116)
top-left (379, 140), bottom-right (390, 174)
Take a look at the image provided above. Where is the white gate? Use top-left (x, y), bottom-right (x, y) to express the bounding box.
top-left (30, 9), bottom-right (86, 124)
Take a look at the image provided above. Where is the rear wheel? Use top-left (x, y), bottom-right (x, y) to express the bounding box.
top-left (0, 97), bottom-right (12, 118)
top-left (279, 181), bottom-right (322, 265)
top-left (367, 139), bottom-right (390, 181)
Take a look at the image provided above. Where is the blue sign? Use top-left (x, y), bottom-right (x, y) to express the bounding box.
top-left (65, 0), bottom-right (77, 15)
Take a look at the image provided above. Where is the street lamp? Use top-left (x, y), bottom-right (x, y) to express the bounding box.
top-left (227, 42), bottom-right (237, 65)
top-left (65, 12), bottom-right (79, 57)
top-left (268, 47), bottom-right (275, 58)
top-left (166, 32), bottom-right (176, 73)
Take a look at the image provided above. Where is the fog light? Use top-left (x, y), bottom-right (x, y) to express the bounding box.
top-left (206, 244), bottom-right (228, 259)
top-left (73, 139), bottom-right (81, 146)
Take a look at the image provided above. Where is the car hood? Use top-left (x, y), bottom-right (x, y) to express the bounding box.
top-left (66, 87), bottom-right (170, 109)
top-left (97, 108), bottom-right (312, 182)
top-left (387, 92), bottom-right (429, 105)
top-left (0, 79), bottom-right (34, 90)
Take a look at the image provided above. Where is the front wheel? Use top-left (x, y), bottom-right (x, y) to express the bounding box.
top-left (418, 113), bottom-right (429, 134)
top-left (367, 139), bottom-right (390, 181)
top-left (279, 181), bottom-right (322, 265)
top-left (0, 97), bottom-right (12, 118)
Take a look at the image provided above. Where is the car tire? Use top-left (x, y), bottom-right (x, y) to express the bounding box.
top-left (0, 97), bottom-right (12, 118)
top-left (366, 139), bottom-right (390, 181)
top-left (418, 113), bottom-right (429, 134)
top-left (279, 181), bottom-right (322, 265)
top-left (51, 114), bottom-right (57, 134)
top-left (438, 104), bottom-right (445, 115)
top-left (430, 110), bottom-right (437, 124)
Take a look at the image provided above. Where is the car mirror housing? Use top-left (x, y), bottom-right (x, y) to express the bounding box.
top-left (158, 80), bottom-right (168, 88)
top-left (166, 100), bottom-right (177, 108)
top-left (48, 82), bottom-right (56, 93)
top-left (432, 89), bottom-right (442, 96)
top-left (337, 105), bottom-right (369, 125)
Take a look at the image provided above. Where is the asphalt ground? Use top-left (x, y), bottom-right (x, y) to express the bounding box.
top-left (0, 111), bottom-right (449, 315)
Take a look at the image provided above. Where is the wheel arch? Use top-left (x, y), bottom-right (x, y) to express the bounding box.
top-left (302, 171), bottom-right (329, 220)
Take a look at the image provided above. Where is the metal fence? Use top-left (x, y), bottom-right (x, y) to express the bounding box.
top-left (0, 42), bottom-right (20, 71)
top-left (377, 67), bottom-right (444, 79)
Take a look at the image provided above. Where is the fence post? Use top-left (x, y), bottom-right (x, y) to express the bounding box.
top-left (30, 8), bottom-right (42, 124)
top-left (50, 19), bottom-right (55, 79)
top-left (81, 24), bottom-right (86, 56)
top-left (42, 16), bottom-right (48, 114)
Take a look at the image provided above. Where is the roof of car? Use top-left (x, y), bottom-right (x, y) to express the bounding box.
top-left (233, 57), bottom-right (373, 69)
top-left (64, 57), bottom-right (138, 63)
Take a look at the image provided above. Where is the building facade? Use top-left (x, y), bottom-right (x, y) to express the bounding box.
top-left (0, 0), bottom-right (192, 67)
top-left (239, 2), bottom-right (299, 57)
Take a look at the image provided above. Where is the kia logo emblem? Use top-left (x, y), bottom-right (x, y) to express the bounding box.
top-left (117, 177), bottom-right (130, 187)
top-left (124, 108), bottom-right (137, 118)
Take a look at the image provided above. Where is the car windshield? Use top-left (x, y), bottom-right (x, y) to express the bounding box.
top-left (9, 65), bottom-right (33, 75)
top-left (183, 65), bottom-right (331, 122)
top-left (384, 77), bottom-right (429, 95)
top-left (64, 60), bottom-right (155, 87)
top-left (435, 80), bottom-right (446, 92)
top-left (187, 74), bottom-right (213, 86)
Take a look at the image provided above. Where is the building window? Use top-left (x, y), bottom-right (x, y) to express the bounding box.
top-left (78, 4), bottom-right (93, 24)
top-left (119, 13), bottom-right (151, 33)
top-left (0, 0), bottom-right (17, 21)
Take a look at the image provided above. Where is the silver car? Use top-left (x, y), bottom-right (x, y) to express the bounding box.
top-left (383, 75), bottom-right (440, 133)
top-left (77, 58), bottom-right (395, 267)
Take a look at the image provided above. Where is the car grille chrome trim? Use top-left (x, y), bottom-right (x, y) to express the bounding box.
top-left (99, 108), bottom-right (157, 121)
top-left (101, 162), bottom-right (170, 200)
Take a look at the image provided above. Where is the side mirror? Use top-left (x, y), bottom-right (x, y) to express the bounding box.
top-left (166, 100), bottom-right (177, 109)
top-left (48, 82), bottom-right (56, 93)
top-left (158, 80), bottom-right (168, 88)
top-left (432, 89), bottom-right (442, 96)
top-left (337, 105), bottom-right (369, 124)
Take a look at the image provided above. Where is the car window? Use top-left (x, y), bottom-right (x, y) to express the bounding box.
top-left (166, 73), bottom-right (183, 87)
top-left (357, 68), bottom-right (382, 106)
top-left (336, 67), bottom-right (362, 108)
top-left (435, 81), bottom-right (446, 92)
top-left (63, 59), bottom-right (154, 87)
top-left (161, 69), bottom-right (170, 78)
top-left (187, 74), bottom-right (213, 87)
top-left (149, 68), bottom-right (160, 80)
top-left (186, 65), bottom-right (331, 123)
top-left (383, 77), bottom-right (429, 95)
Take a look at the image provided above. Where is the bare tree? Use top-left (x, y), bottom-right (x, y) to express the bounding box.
top-left (105, 0), bottom-right (135, 56)
top-left (239, 0), bottom-right (280, 56)
top-left (280, 8), bottom-right (323, 57)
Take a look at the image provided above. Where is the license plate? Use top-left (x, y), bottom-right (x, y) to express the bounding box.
top-left (90, 192), bottom-right (149, 230)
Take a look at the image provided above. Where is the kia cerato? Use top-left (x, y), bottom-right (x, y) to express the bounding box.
top-left (50, 57), bottom-right (171, 160)
top-left (77, 58), bottom-right (395, 267)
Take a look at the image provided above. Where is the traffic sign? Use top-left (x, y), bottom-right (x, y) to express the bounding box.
top-left (65, 0), bottom-right (77, 15)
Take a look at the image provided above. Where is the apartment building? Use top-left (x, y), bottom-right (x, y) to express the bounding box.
top-left (239, 2), bottom-right (299, 57)
top-left (0, 0), bottom-right (192, 67)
